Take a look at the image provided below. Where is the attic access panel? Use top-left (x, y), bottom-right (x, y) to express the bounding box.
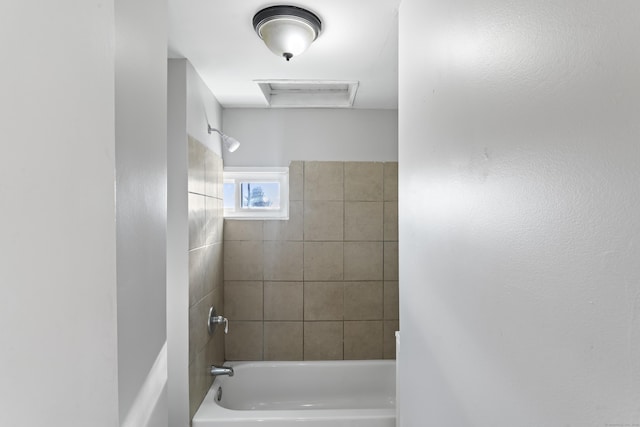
top-left (255, 80), bottom-right (359, 108)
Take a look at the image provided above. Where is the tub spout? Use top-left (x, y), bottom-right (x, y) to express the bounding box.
top-left (210, 365), bottom-right (234, 377)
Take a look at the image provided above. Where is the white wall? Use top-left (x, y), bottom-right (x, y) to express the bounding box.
top-left (167, 59), bottom-right (223, 426)
top-left (222, 108), bottom-right (398, 166)
top-left (0, 1), bottom-right (119, 426)
top-left (187, 63), bottom-right (224, 156)
top-left (167, 59), bottom-right (190, 427)
top-left (115, 0), bottom-right (168, 425)
top-left (399, 1), bottom-right (640, 426)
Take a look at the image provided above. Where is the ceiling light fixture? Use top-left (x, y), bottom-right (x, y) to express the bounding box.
top-left (208, 125), bottom-right (240, 152)
top-left (253, 5), bottom-right (322, 62)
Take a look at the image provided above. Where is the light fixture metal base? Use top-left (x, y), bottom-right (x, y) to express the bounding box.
top-left (253, 5), bottom-right (322, 62)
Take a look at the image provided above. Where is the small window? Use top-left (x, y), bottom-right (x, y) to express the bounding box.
top-left (223, 167), bottom-right (289, 219)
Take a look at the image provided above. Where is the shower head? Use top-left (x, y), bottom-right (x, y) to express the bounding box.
top-left (207, 125), bottom-right (240, 152)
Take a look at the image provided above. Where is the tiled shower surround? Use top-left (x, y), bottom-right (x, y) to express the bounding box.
top-left (188, 136), bottom-right (225, 417)
top-left (223, 161), bottom-right (399, 361)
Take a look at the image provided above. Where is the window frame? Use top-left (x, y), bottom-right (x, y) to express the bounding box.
top-left (223, 167), bottom-right (289, 220)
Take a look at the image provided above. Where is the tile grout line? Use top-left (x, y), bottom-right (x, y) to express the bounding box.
top-left (302, 161), bottom-right (306, 361)
top-left (342, 162), bottom-right (345, 360)
top-left (261, 219), bottom-right (265, 361)
top-left (262, 219), bottom-right (265, 361)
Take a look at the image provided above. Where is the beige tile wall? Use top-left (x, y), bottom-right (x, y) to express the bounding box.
top-left (188, 136), bottom-right (225, 418)
top-left (223, 161), bottom-right (399, 361)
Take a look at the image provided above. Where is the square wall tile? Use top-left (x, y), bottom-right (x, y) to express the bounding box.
top-left (189, 345), bottom-right (208, 419)
top-left (384, 281), bottom-right (399, 320)
top-left (264, 322), bottom-right (303, 360)
top-left (344, 242), bottom-right (383, 281)
top-left (289, 161), bottom-right (304, 201)
top-left (304, 161), bottom-right (343, 201)
top-left (205, 196), bottom-right (220, 245)
top-left (383, 162), bottom-right (398, 201)
top-left (210, 285), bottom-right (224, 329)
top-left (188, 193), bottom-right (205, 250)
top-left (384, 320), bottom-right (399, 359)
top-left (207, 322), bottom-right (225, 367)
top-left (224, 281), bottom-right (263, 321)
top-left (225, 321), bottom-right (263, 360)
top-left (189, 247), bottom-right (206, 307)
top-left (224, 220), bottom-right (263, 241)
top-left (217, 157), bottom-right (224, 197)
top-left (264, 241), bottom-right (303, 281)
top-left (304, 322), bottom-right (343, 360)
top-left (189, 290), bottom-right (215, 364)
top-left (383, 201), bottom-right (398, 241)
top-left (303, 242), bottom-right (343, 281)
top-left (188, 136), bottom-right (205, 195)
top-left (304, 201), bottom-right (343, 241)
top-left (304, 282), bottom-right (344, 320)
top-left (217, 199), bottom-right (224, 242)
top-left (204, 243), bottom-right (224, 295)
top-left (344, 162), bottom-right (383, 201)
top-left (264, 282), bottom-right (303, 320)
top-left (224, 241), bottom-right (263, 280)
top-left (344, 281), bottom-right (383, 320)
top-left (344, 321), bottom-right (383, 360)
top-left (263, 201), bottom-right (303, 241)
top-left (204, 149), bottom-right (219, 198)
top-left (384, 242), bottom-right (399, 280)
top-left (197, 333), bottom-right (223, 418)
top-left (344, 202), bottom-right (383, 241)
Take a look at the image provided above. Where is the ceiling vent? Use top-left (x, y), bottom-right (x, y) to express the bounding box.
top-left (255, 80), bottom-right (359, 108)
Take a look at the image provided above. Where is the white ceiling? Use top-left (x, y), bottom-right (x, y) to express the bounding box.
top-left (168, 0), bottom-right (400, 109)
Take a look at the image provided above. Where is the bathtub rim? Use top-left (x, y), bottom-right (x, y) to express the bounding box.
top-left (192, 359), bottom-right (396, 425)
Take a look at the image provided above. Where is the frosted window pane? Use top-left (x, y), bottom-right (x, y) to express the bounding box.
top-left (240, 182), bottom-right (280, 209)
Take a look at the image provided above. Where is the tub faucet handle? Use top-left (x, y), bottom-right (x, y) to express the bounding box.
top-left (208, 306), bottom-right (229, 335)
top-left (216, 316), bottom-right (229, 334)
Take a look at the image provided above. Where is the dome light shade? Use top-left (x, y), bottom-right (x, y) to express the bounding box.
top-left (253, 6), bottom-right (322, 61)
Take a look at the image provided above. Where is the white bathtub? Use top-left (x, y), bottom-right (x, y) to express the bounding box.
top-left (192, 360), bottom-right (396, 427)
